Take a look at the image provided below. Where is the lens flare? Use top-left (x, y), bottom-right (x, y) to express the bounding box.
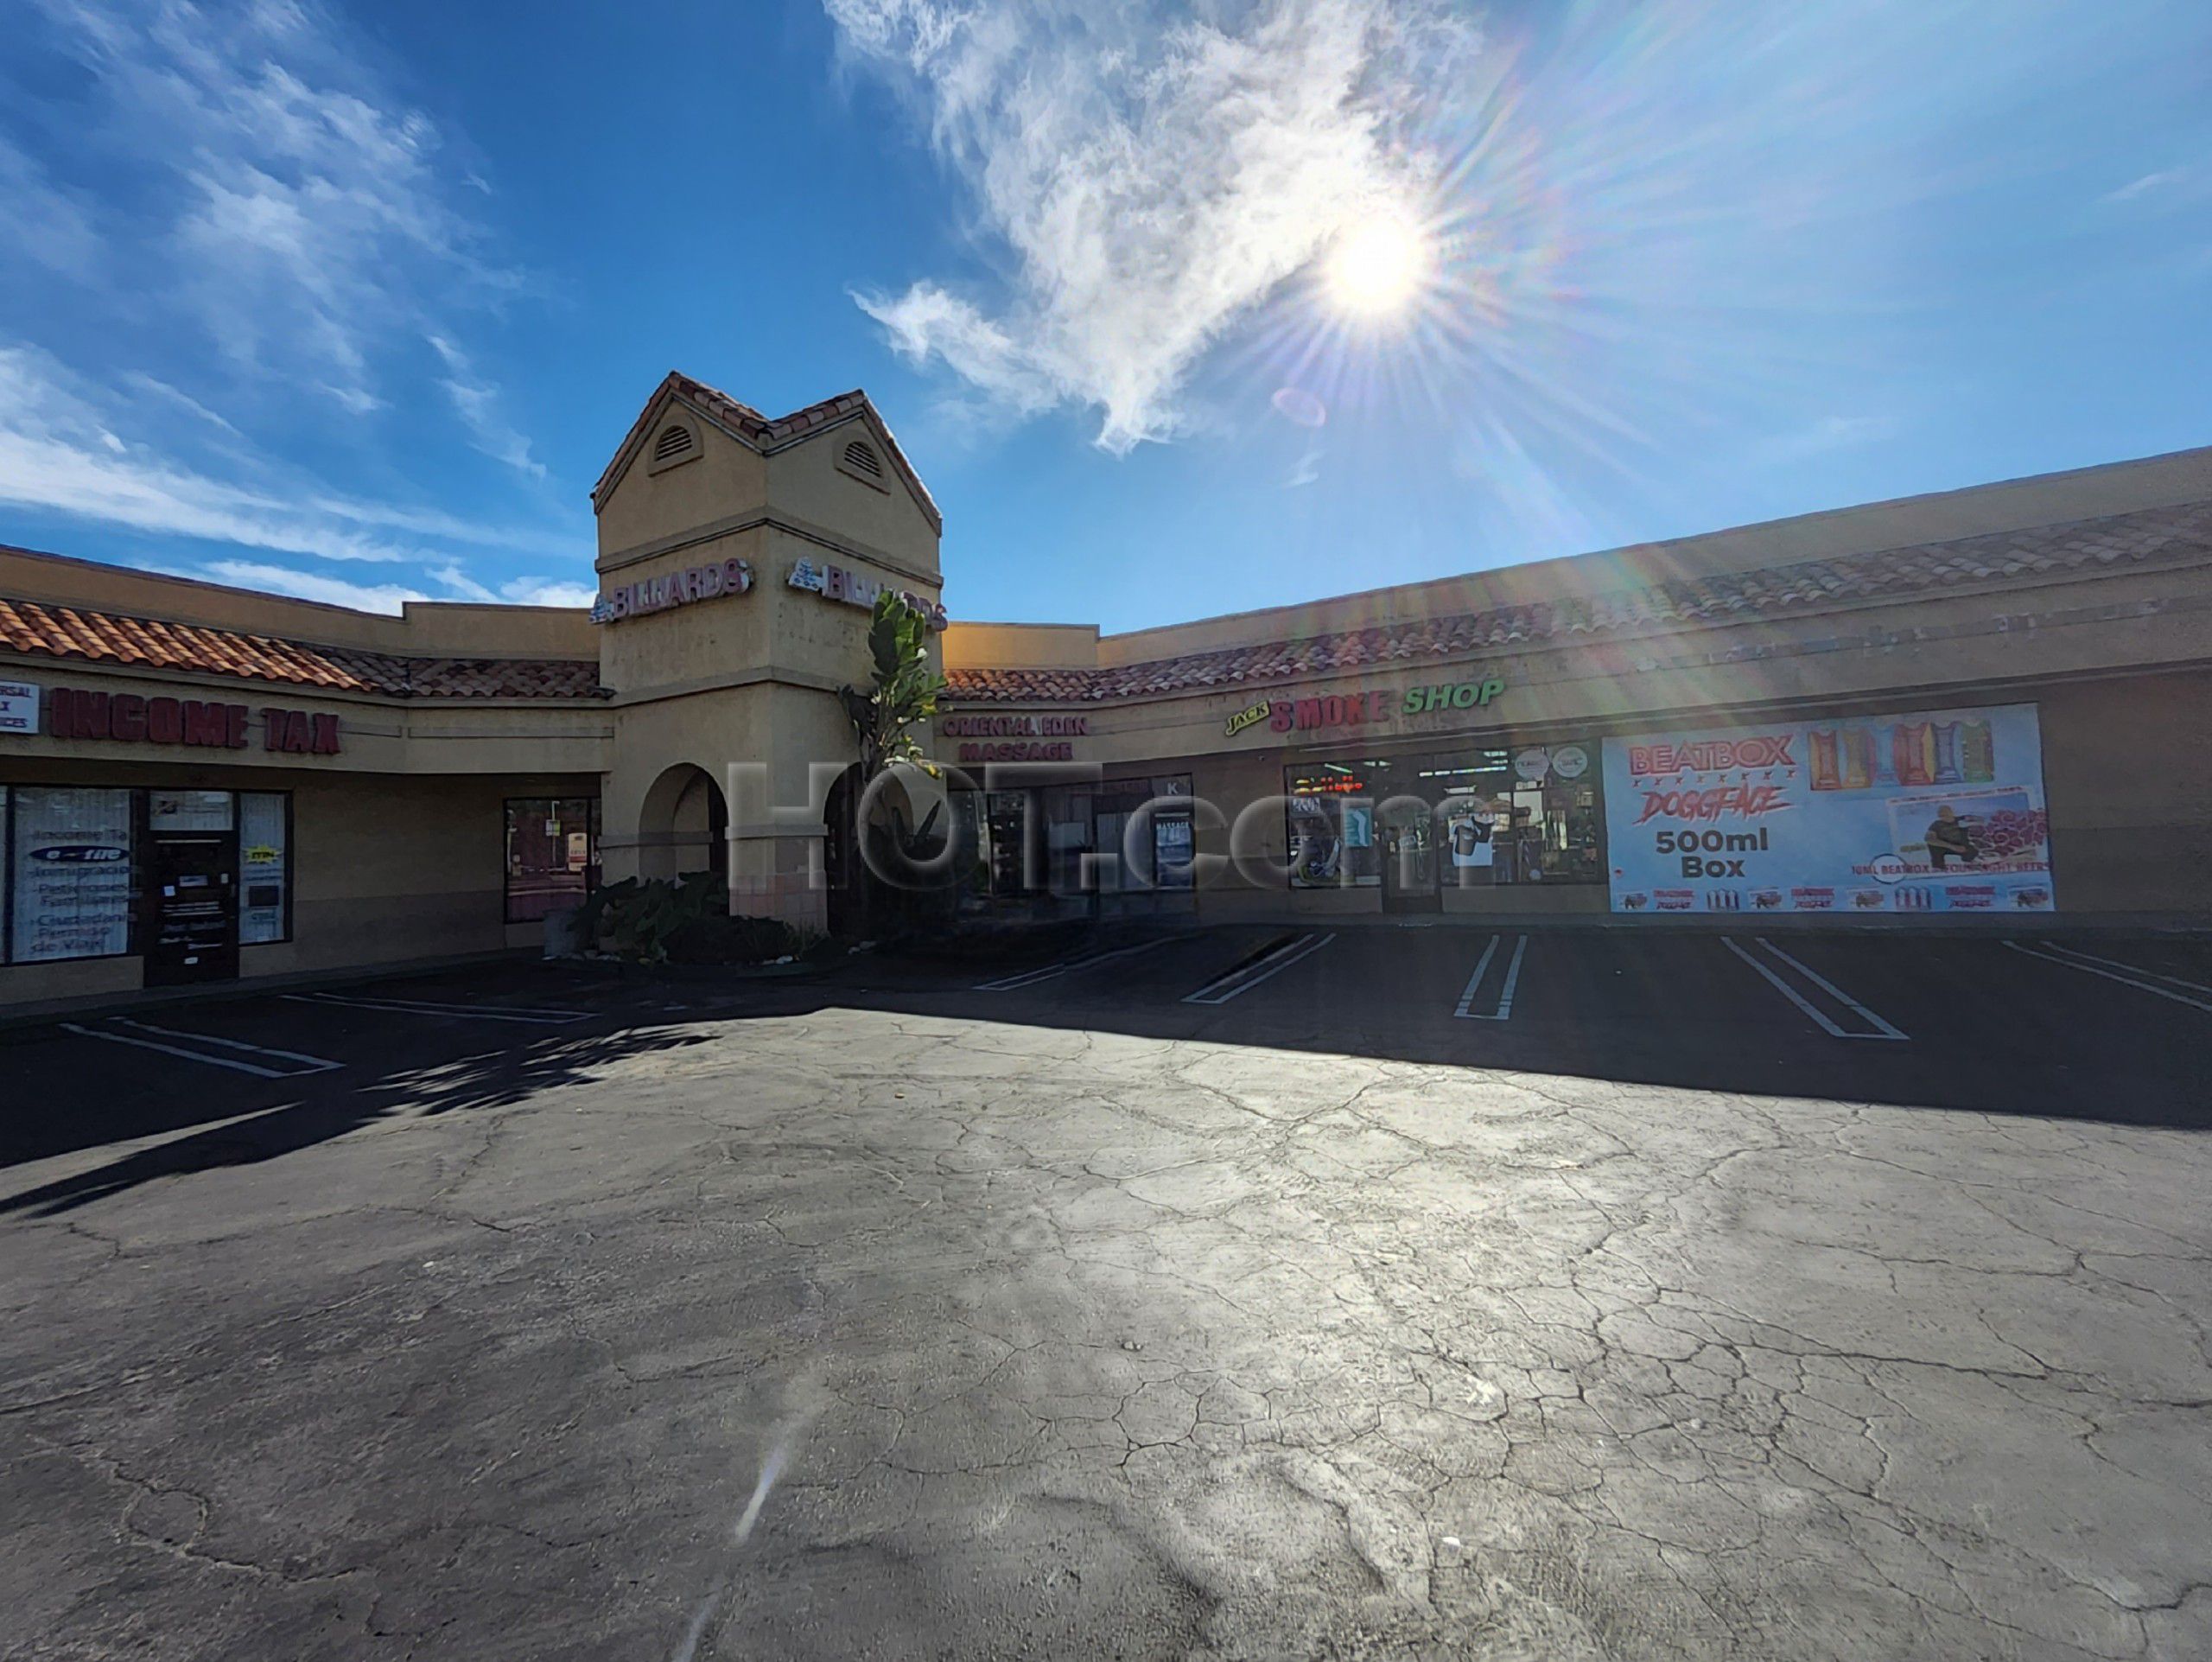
top-left (1325, 214), bottom-right (1433, 318)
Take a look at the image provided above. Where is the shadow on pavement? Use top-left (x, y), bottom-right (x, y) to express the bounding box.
top-left (756, 927), bottom-right (2212, 1129)
top-left (0, 1022), bottom-right (709, 1217)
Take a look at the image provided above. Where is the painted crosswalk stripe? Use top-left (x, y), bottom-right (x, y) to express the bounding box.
top-left (2005, 940), bottom-right (2212, 1014)
top-left (1453, 934), bottom-right (1529, 1021)
top-left (1722, 937), bottom-right (1908, 1041)
top-left (281, 991), bottom-right (590, 1024)
top-left (974, 937), bottom-right (1173, 991)
top-left (1181, 932), bottom-right (1334, 1005)
top-left (63, 1020), bottom-right (343, 1078)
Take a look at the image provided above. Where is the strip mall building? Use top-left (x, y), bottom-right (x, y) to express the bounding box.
top-left (2, 372), bottom-right (2208, 1009)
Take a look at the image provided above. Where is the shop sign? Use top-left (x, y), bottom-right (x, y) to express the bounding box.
top-left (955, 741), bottom-right (1077, 762)
top-left (0, 678), bottom-right (38, 735)
top-left (940, 715), bottom-right (1089, 738)
top-left (591, 557), bottom-right (753, 623)
top-left (787, 558), bottom-right (948, 630)
top-left (1223, 688), bottom-right (1394, 738)
top-left (1402, 676), bottom-right (1507, 715)
top-left (940, 711), bottom-right (1086, 763)
top-left (44, 687), bottom-right (340, 755)
top-left (1602, 702), bottom-right (2055, 917)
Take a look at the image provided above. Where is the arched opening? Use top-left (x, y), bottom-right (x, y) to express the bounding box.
top-left (824, 761), bottom-right (951, 938)
top-left (636, 762), bottom-right (728, 882)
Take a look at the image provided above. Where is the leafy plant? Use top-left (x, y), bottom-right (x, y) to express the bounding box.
top-left (575, 871), bottom-right (726, 964)
top-left (834, 589), bottom-right (950, 936)
top-left (836, 589), bottom-right (946, 784)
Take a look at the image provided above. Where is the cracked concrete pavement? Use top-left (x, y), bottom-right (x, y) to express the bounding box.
top-left (2, 948), bottom-right (2209, 1659)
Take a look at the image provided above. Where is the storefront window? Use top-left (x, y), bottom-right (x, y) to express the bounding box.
top-left (238, 792), bottom-right (290, 945)
top-left (505, 797), bottom-right (600, 922)
top-left (958, 775), bottom-right (1196, 907)
top-left (1287, 742), bottom-right (1604, 892)
top-left (983, 791), bottom-right (1033, 896)
top-left (9, 786), bottom-right (136, 963)
top-left (149, 789), bottom-right (234, 831)
top-left (1285, 763), bottom-right (1383, 888)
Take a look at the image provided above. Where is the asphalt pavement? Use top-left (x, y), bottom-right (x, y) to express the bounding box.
top-left (2, 927), bottom-right (2207, 1659)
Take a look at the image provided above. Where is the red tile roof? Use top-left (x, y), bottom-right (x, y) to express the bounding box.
top-left (0, 596), bottom-right (607, 699)
top-left (592, 372), bottom-right (944, 532)
top-left (944, 501), bottom-right (2212, 704)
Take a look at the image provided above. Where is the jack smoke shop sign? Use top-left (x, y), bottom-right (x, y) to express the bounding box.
top-left (1603, 702), bottom-right (2055, 917)
top-left (1224, 674), bottom-right (1508, 739)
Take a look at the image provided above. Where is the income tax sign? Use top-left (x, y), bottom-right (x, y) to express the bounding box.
top-left (1600, 703), bottom-right (2056, 918)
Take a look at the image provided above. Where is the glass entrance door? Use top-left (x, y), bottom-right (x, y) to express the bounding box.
top-left (143, 831), bottom-right (238, 985)
top-left (1378, 800), bottom-right (1441, 913)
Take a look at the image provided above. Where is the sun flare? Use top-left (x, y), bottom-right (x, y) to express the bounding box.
top-left (1324, 213), bottom-right (1431, 319)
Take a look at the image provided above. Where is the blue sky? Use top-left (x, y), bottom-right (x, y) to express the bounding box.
top-left (0, 0), bottom-right (2205, 632)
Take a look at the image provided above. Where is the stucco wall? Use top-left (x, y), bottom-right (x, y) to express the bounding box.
top-left (2038, 668), bottom-right (2212, 917)
top-left (0, 764), bottom-right (601, 1007)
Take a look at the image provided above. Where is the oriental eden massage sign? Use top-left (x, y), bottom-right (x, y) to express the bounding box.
top-left (1601, 702), bottom-right (2056, 917)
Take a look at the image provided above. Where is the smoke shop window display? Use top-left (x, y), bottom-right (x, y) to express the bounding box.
top-left (1283, 742), bottom-right (1604, 890)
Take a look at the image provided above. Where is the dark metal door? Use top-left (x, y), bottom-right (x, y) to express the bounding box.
top-left (143, 833), bottom-right (238, 986)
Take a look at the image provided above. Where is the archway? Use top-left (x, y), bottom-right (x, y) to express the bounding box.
top-left (636, 762), bottom-right (728, 882)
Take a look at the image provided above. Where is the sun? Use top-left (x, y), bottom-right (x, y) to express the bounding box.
top-left (1324, 213), bottom-right (1432, 319)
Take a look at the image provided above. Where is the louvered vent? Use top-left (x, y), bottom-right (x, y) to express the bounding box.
top-left (653, 424), bottom-right (696, 464)
top-left (842, 439), bottom-right (884, 479)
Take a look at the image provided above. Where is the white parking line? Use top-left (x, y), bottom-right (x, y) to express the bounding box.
top-left (111, 1017), bottom-right (344, 1072)
top-left (1754, 938), bottom-right (1908, 1040)
top-left (2035, 940), bottom-right (2212, 996)
top-left (974, 937), bottom-right (1173, 991)
top-left (281, 991), bottom-right (590, 1024)
top-left (61, 1019), bottom-right (343, 1078)
top-left (1453, 933), bottom-right (1529, 1021)
top-left (1182, 932), bottom-right (1335, 1005)
top-left (1721, 937), bottom-right (1909, 1041)
top-left (2005, 940), bottom-right (2212, 1014)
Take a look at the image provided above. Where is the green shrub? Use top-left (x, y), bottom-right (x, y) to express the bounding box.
top-left (575, 872), bottom-right (828, 966)
top-left (575, 871), bottom-right (725, 964)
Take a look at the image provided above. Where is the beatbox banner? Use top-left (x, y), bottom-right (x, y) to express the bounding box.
top-left (1602, 703), bottom-right (2056, 917)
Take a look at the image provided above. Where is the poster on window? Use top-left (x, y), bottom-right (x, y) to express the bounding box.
top-left (1602, 704), bottom-right (2055, 917)
top-left (1287, 789), bottom-right (1378, 887)
top-left (11, 786), bottom-right (135, 961)
top-left (238, 793), bottom-right (288, 946)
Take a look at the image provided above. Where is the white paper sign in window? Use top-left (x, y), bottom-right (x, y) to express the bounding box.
top-left (11, 786), bottom-right (134, 962)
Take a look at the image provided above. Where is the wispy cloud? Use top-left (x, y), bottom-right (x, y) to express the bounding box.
top-left (0, 344), bottom-right (569, 578)
top-left (428, 334), bottom-right (543, 478)
top-left (830, 0), bottom-right (1474, 453)
top-left (120, 373), bottom-right (242, 437)
top-left (202, 558), bottom-right (431, 613)
top-left (31, 0), bottom-right (516, 408)
top-left (0, 132), bottom-right (100, 277)
top-left (2101, 169), bottom-right (2186, 205)
top-left (1751, 415), bottom-right (1897, 466)
top-left (0, 1), bottom-right (584, 606)
top-left (429, 563), bottom-right (592, 608)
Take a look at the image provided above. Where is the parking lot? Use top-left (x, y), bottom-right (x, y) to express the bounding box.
top-left (3, 927), bottom-right (2208, 1659)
